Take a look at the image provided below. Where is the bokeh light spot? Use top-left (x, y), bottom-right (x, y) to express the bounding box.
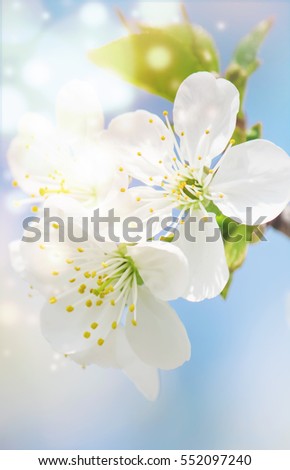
top-left (147, 46), bottom-right (172, 71)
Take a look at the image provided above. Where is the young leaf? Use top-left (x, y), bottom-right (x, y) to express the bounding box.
top-left (226, 18), bottom-right (273, 114)
top-left (140, 23), bottom-right (219, 73)
top-left (89, 24), bottom-right (219, 102)
top-left (246, 122), bottom-right (262, 141)
top-left (233, 18), bottom-right (273, 71)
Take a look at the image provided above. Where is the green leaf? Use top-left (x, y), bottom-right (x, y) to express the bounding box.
top-left (246, 122), bottom-right (262, 141)
top-left (139, 23), bottom-right (219, 73)
top-left (220, 274), bottom-right (233, 300)
top-left (89, 23), bottom-right (219, 102)
top-left (233, 18), bottom-right (273, 71)
top-left (225, 18), bottom-right (273, 115)
top-left (207, 202), bottom-right (259, 298)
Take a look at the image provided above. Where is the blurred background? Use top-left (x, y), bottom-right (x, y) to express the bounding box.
top-left (1, 0), bottom-right (290, 450)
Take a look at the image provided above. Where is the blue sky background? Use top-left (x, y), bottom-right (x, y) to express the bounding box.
top-left (1, 0), bottom-right (290, 450)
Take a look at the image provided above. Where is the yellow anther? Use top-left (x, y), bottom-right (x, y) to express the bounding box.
top-left (202, 216), bottom-right (209, 222)
top-left (97, 338), bottom-right (104, 346)
top-left (91, 271), bottom-right (96, 278)
top-left (208, 169), bottom-right (214, 174)
top-left (101, 262), bottom-right (108, 268)
top-left (164, 175), bottom-right (168, 180)
top-left (51, 271), bottom-right (59, 276)
top-left (149, 119), bottom-right (153, 123)
top-left (230, 139), bottom-right (236, 145)
top-left (83, 331), bottom-right (91, 339)
top-left (97, 279), bottom-right (103, 286)
top-left (131, 319), bottom-right (137, 326)
top-left (158, 160), bottom-right (163, 164)
top-left (91, 322), bottom-right (98, 330)
top-left (49, 297), bottom-right (57, 304)
top-left (86, 299), bottom-right (92, 307)
top-left (77, 247), bottom-right (84, 253)
top-left (25, 174), bottom-right (30, 179)
top-left (74, 266), bottom-right (81, 271)
top-left (39, 188), bottom-right (46, 196)
top-left (119, 167), bottom-right (124, 172)
top-left (205, 129), bottom-right (210, 134)
top-left (52, 223), bottom-right (59, 229)
top-left (84, 272), bottom-right (91, 278)
top-left (129, 304), bottom-right (135, 313)
top-left (96, 300), bottom-right (103, 306)
top-left (219, 193), bottom-right (224, 199)
top-left (69, 278), bottom-right (76, 283)
top-left (163, 110), bottom-right (168, 116)
top-left (39, 244), bottom-right (45, 250)
top-left (66, 258), bottom-right (74, 264)
top-left (181, 131), bottom-right (185, 136)
top-left (136, 197), bottom-right (141, 202)
top-left (66, 305), bottom-right (74, 312)
top-left (149, 177), bottom-right (153, 182)
top-left (198, 156), bottom-right (202, 161)
top-left (12, 180), bottom-right (18, 187)
top-left (149, 208), bottom-right (154, 213)
top-left (120, 187), bottom-right (126, 193)
top-left (31, 206), bottom-right (38, 213)
top-left (161, 135), bottom-right (166, 141)
top-left (137, 151), bottom-right (142, 156)
top-left (78, 284), bottom-right (86, 294)
top-left (110, 299), bottom-right (116, 306)
top-left (111, 321), bottom-right (117, 330)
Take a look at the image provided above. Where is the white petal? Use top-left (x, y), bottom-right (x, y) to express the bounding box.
top-left (62, 136), bottom-right (129, 206)
top-left (12, 197), bottom-right (115, 295)
top-left (41, 297), bottom-right (118, 354)
top-left (72, 326), bottom-right (160, 400)
top-left (70, 329), bottom-right (120, 368)
top-left (210, 140), bottom-right (290, 224)
top-left (126, 287), bottom-right (191, 370)
top-left (174, 211), bottom-right (229, 301)
top-left (118, 328), bottom-right (159, 401)
top-left (173, 72), bottom-right (239, 166)
top-left (126, 241), bottom-right (189, 300)
top-left (106, 110), bottom-right (174, 185)
top-left (7, 113), bottom-right (67, 194)
top-left (56, 80), bottom-right (104, 144)
top-left (97, 185), bottom-right (173, 242)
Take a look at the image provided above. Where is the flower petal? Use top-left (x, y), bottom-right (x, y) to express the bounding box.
top-left (173, 72), bottom-right (239, 166)
top-left (106, 110), bottom-right (174, 185)
top-left (7, 113), bottom-right (67, 194)
top-left (126, 286), bottom-right (191, 370)
top-left (56, 80), bottom-right (104, 144)
top-left (117, 328), bottom-right (159, 401)
top-left (210, 140), bottom-right (290, 224)
top-left (126, 241), bottom-right (189, 300)
top-left (97, 185), bottom-right (173, 242)
top-left (174, 211), bottom-right (229, 301)
top-left (72, 326), bottom-right (159, 400)
top-left (41, 296), bottom-right (118, 354)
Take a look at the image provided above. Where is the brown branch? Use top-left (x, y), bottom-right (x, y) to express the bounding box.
top-left (268, 205), bottom-right (290, 237)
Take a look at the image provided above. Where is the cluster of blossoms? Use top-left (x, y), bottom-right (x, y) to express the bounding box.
top-left (8, 73), bottom-right (290, 399)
